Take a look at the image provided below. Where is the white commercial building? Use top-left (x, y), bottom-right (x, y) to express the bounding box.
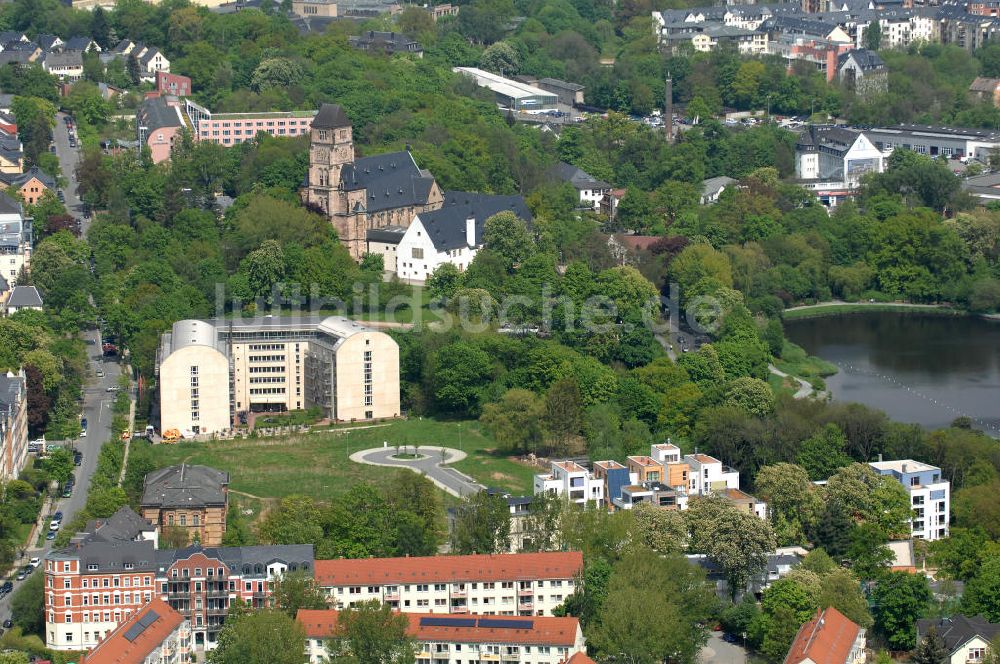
top-left (870, 459), bottom-right (950, 541)
top-left (453, 67), bottom-right (559, 111)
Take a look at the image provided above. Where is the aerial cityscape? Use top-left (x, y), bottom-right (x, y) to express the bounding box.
top-left (0, 0), bottom-right (998, 661)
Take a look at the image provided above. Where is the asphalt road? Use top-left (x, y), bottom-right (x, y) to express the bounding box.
top-left (351, 446), bottom-right (485, 498)
top-left (0, 119), bottom-right (111, 626)
top-left (701, 631), bottom-right (750, 664)
top-left (52, 112), bottom-right (85, 228)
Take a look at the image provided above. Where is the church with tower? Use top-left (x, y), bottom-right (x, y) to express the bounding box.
top-left (305, 103), bottom-right (444, 259)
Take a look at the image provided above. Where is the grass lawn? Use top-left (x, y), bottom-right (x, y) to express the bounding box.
top-left (773, 340), bottom-right (838, 389)
top-left (782, 302), bottom-right (960, 320)
top-left (139, 419), bottom-right (537, 505)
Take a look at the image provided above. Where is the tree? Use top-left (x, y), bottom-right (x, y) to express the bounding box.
top-left (10, 571), bottom-right (43, 636)
top-left (451, 490), bottom-right (511, 554)
top-left (864, 21), bottom-right (883, 51)
top-left (479, 388), bottom-right (544, 454)
top-left (542, 377), bottom-right (582, 453)
top-left (482, 211), bottom-right (533, 271)
top-left (911, 627), bottom-right (949, 664)
top-left (160, 525), bottom-right (189, 549)
top-left (241, 240), bottom-right (285, 302)
top-left (85, 486), bottom-right (128, 518)
top-left (208, 609), bottom-right (307, 664)
top-left (251, 58), bottom-right (304, 92)
top-left (632, 502), bottom-right (688, 555)
top-left (269, 569), bottom-right (328, 618)
top-left (430, 342), bottom-right (494, 416)
top-left (615, 187), bottom-right (654, 232)
top-left (40, 447), bottom-right (74, 484)
top-left (760, 606), bottom-right (804, 662)
top-left (724, 377), bottom-right (774, 416)
top-left (825, 463), bottom-right (911, 538)
top-left (256, 495), bottom-right (323, 546)
top-left (816, 568), bottom-right (873, 628)
top-left (327, 600), bottom-right (415, 664)
top-left (963, 556), bottom-right (1000, 621)
top-left (797, 424), bottom-right (853, 481)
top-left (521, 490), bottom-right (563, 552)
top-left (426, 263), bottom-right (462, 301)
top-left (589, 549), bottom-right (715, 664)
top-left (846, 523), bottom-right (893, 580)
top-left (479, 41), bottom-right (520, 76)
top-left (872, 571), bottom-right (932, 650)
top-left (754, 463), bottom-right (821, 546)
top-left (687, 495), bottom-right (777, 598)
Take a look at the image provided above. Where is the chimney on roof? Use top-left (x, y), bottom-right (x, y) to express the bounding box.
top-left (466, 217), bottom-right (476, 247)
top-left (902, 463), bottom-right (908, 473)
top-left (878, 453), bottom-right (883, 462)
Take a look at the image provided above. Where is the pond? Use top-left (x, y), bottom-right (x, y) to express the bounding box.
top-left (784, 312), bottom-right (1000, 436)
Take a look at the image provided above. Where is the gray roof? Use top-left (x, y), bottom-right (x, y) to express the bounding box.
top-left (702, 175), bottom-right (736, 197)
top-left (141, 464), bottom-right (229, 508)
top-left (158, 543), bottom-right (315, 576)
top-left (0, 166), bottom-right (55, 190)
top-left (311, 103), bottom-right (350, 129)
top-left (0, 51), bottom-right (32, 65)
top-left (63, 36), bottom-right (95, 51)
top-left (340, 150), bottom-right (437, 213)
top-left (4, 40), bottom-right (38, 53)
top-left (112, 38), bottom-right (134, 54)
top-left (0, 371), bottom-right (24, 408)
top-left (0, 274), bottom-right (8, 292)
top-left (917, 616), bottom-right (1000, 653)
top-left (416, 191), bottom-right (532, 252)
top-left (538, 77), bottom-right (584, 92)
top-left (44, 49), bottom-right (83, 67)
top-left (366, 225), bottom-right (407, 244)
top-left (137, 47), bottom-right (162, 66)
top-left (82, 506), bottom-right (157, 544)
top-left (548, 161), bottom-right (611, 191)
top-left (0, 191), bottom-right (21, 215)
top-left (137, 95), bottom-right (184, 134)
top-left (6, 286), bottom-right (42, 308)
top-left (796, 125), bottom-right (863, 154)
top-left (348, 31), bottom-right (422, 53)
top-left (36, 34), bottom-right (61, 51)
top-left (839, 48), bottom-right (885, 71)
top-left (0, 32), bottom-right (26, 45)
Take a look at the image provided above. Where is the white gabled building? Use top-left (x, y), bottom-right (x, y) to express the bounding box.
top-left (394, 192), bottom-right (531, 283)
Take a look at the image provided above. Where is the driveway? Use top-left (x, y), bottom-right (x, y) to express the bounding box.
top-left (701, 631), bottom-right (750, 664)
top-left (350, 446), bottom-right (484, 498)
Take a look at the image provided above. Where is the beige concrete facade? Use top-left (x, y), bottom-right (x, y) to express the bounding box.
top-left (292, 0), bottom-right (338, 17)
top-left (157, 317), bottom-right (401, 434)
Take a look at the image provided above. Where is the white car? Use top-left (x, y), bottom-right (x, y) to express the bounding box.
top-left (49, 521), bottom-right (60, 531)
top-left (29, 557), bottom-right (39, 568)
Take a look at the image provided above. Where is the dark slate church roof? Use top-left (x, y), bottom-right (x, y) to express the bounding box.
top-left (340, 150), bottom-right (437, 213)
top-left (312, 103), bottom-right (350, 129)
top-left (416, 191), bottom-right (532, 252)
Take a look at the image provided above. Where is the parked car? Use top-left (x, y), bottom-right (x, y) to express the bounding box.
top-left (49, 520), bottom-right (60, 530)
top-left (15, 570), bottom-right (25, 581)
top-left (45, 531), bottom-right (56, 540)
top-left (29, 557), bottom-right (39, 568)
top-left (0, 581), bottom-right (13, 595)
top-left (96, 370), bottom-right (104, 378)
top-left (106, 386), bottom-right (119, 392)
top-left (61, 486), bottom-right (72, 498)
top-left (54, 511), bottom-right (63, 521)
top-left (2, 619), bottom-right (12, 629)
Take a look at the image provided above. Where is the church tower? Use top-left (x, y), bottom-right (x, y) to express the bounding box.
top-left (307, 103), bottom-right (354, 216)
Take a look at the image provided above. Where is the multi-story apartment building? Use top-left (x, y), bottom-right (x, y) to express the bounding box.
top-left (0, 192), bottom-right (30, 283)
top-left (0, 369), bottom-right (27, 481)
top-left (534, 461), bottom-right (605, 506)
top-left (156, 316), bottom-right (401, 435)
top-left (79, 598), bottom-right (191, 664)
top-left (139, 464), bottom-right (229, 546)
top-left (869, 459), bottom-right (950, 540)
top-left (45, 507), bottom-right (314, 652)
top-left (299, 610), bottom-right (587, 664)
top-left (313, 552), bottom-right (583, 617)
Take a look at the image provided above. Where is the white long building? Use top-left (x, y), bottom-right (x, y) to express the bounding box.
top-left (312, 552), bottom-right (583, 617)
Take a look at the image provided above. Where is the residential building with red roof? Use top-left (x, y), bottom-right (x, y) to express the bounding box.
top-left (314, 551), bottom-right (582, 617)
top-left (79, 598), bottom-right (190, 664)
top-left (784, 606), bottom-right (866, 664)
top-left (297, 609), bottom-right (586, 664)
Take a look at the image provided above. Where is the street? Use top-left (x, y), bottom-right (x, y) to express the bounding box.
top-left (0, 116), bottom-right (110, 626)
top-left (701, 631), bottom-right (751, 664)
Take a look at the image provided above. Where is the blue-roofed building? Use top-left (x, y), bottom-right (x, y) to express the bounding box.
top-left (870, 459), bottom-right (950, 541)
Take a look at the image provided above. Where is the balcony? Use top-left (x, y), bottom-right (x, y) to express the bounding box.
top-left (518, 589), bottom-right (533, 597)
top-left (450, 589), bottom-right (466, 598)
top-left (449, 606), bottom-right (468, 614)
top-left (502, 654), bottom-right (520, 661)
top-left (518, 603), bottom-right (534, 612)
top-left (384, 593), bottom-right (399, 601)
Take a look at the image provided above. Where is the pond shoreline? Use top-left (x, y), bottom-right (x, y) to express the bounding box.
top-left (783, 301), bottom-right (966, 321)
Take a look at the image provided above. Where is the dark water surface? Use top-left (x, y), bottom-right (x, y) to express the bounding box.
top-left (784, 312), bottom-right (1000, 435)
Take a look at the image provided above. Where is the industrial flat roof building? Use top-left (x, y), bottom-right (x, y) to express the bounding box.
top-left (156, 316), bottom-right (400, 435)
top-left (453, 67), bottom-right (559, 110)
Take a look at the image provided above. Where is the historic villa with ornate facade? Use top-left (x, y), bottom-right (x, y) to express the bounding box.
top-left (140, 464), bottom-right (229, 546)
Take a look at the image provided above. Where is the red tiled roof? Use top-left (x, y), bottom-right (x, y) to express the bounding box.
top-left (80, 599), bottom-right (185, 664)
top-left (784, 607), bottom-right (861, 664)
top-left (314, 552), bottom-right (583, 586)
top-left (564, 653), bottom-right (597, 664)
top-left (297, 609), bottom-right (581, 646)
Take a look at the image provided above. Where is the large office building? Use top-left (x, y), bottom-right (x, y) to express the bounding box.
top-left (863, 124), bottom-right (1000, 161)
top-left (155, 316), bottom-right (400, 435)
top-left (869, 459), bottom-right (950, 541)
top-left (299, 610), bottom-right (587, 664)
top-left (312, 552), bottom-right (583, 617)
top-left (44, 506), bottom-right (314, 651)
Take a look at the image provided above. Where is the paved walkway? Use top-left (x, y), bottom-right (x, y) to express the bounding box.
top-left (350, 446), bottom-right (484, 498)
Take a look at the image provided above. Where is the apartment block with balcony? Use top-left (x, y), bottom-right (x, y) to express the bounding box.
top-left (534, 461), bottom-right (604, 506)
top-left (869, 459), bottom-right (950, 540)
top-left (0, 368), bottom-right (27, 481)
top-left (78, 598), bottom-right (191, 664)
top-left (44, 507), bottom-right (314, 652)
top-left (313, 552), bottom-right (583, 618)
top-left (299, 610), bottom-right (587, 664)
